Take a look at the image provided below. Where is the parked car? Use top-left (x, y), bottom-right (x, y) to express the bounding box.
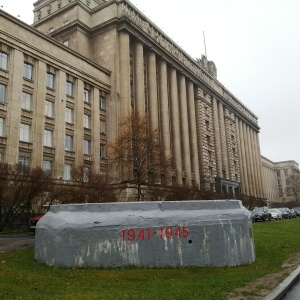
top-left (269, 208), bottom-right (283, 220)
top-left (292, 207), bottom-right (300, 217)
top-left (290, 209), bottom-right (297, 218)
top-left (30, 215), bottom-right (43, 233)
top-left (277, 208), bottom-right (292, 219)
top-left (251, 207), bottom-right (272, 222)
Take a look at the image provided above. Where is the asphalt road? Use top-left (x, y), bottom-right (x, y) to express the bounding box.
top-left (0, 234), bottom-right (35, 253)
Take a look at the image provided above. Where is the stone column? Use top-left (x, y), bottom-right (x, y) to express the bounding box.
top-left (147, 51), bottom-right (158, 131)
top-left (74, 80), bottom-right (84, 167)
top-left (218, 102), bottom-right (229, 178)
top-left (169, 67), bottom-right (182, 185)
top-left (92, 88), bottom-right (100, 173)
top-left (178, 74), bottom-right (192, 186)
top-left (5, 49), bottom-right (23, 165)
top-left (212, 98), bottom-right (222, 177)
top-left (119, 31), bottom-right (131, 115)
top-left (244, 123), bottom-right (255, 196)
top-left (235, 118), bottom-right (245, 192)
top-left (158, 59), bottom-right (171, 160)
top-left (134, 40), bottom-right (145, 115)
top-left (254, 132), bottom-right (264, 197)
top-left (186, 81), bottom-right (200, 187)
top-left (31, 60), bottom-right (47, 167)
top-left (54, 70), bottom-right (67, 179)
top-left (238, 119), bottom-right (249, 195)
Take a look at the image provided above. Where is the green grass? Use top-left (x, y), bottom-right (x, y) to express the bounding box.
top-left (1, 219), bottom-right (300, 300)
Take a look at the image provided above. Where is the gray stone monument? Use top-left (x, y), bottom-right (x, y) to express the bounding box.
top-left (35, 200), bottom-right (255, 268)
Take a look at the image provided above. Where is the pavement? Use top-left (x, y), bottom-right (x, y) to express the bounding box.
top-left (0, 234), bottom-right (35, 253)
top-left (0, 234), bottom-right (299, 299)
top-left (262, 266), bottom-right (300, 300)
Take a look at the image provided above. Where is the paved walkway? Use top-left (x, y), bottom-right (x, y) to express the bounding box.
top-left (0, 234), bottom-right (35, 253)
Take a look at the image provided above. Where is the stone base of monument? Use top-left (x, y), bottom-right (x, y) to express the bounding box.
top-left (34, 200), bottom-right (255, 268)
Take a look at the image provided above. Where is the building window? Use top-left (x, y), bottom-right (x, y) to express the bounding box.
top-left (65, 135), bottom-right (73, 151)
top-left (83, 114), bottom-right (90, 128)
top-left (0, 83), bottom-right (6, 103)
top-left (20, 124), bottom-right (30, 142)
top-left (46, 72), bottom-right (54, 89)
top-left (100, 95), bottom-right (106, 110)
top-left (63, 20), bottom-right (69, 26)
top-left (100, 120), bottom-right (106, 134)
top-left (19, 156), bottom-right (29, 167)
top-left (100, 143), bottom-right (106, 158)
top-left (21, 92), bottom-right (32, 110)
top-left (23, 62), bottom-right (33, 80)
top-left (43, 160), bottom-right (52, 174)
top-left (83, 89), bottom-right (90, 103)
top-left (45, 100), bottom-right (54, 117)
top-left (44, 130), bottom-right (53, 147)
top-left (66, 81), bottom-right (73, 96)
top-left (63, 164), bottom-right (72, 180)
top-left (0, 52), bottom-right (8, 70)
top-left (48, 27), bottom-right (54, 33)
top-left (63, 40), bottom-right (69, 47)
top-left (83, 139), bottom-right (91, 155)
top-left (0, 117), bottom-right (4, 136)
top-left (0, 151), bottom-right (2, 162)
top-left (65, 107), bottom-right (73, 123)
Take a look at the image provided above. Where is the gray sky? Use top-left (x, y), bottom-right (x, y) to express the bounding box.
top-left (1, 0), bottom-right (299, 164)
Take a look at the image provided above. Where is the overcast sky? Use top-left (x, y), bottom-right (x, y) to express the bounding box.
top-left (1, 0), bottom-right (299, 164)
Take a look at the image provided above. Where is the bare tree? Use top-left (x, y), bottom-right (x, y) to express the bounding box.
top-left (286, 174), bottom-right (300, 202)
top-left (108, 112), bottom-right (172, 201)
top-left (0, 163), bottom-right (52, 231)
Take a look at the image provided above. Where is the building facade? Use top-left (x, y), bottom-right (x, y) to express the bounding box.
top-left (261, 157), bottom-right (300, 203)
top-left (0, 8), bottom-right (111, 179)
top-left (0, 0), bottom-right (265, 198)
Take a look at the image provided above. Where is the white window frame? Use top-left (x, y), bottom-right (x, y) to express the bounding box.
top-left (65, 107), bottom-right (73, 123)
top-left (44, 130), bottom-right (53, 147)
top-left (65, 135), bottom-right (73, 151)
top-left (63, 164), bottom-right (72, 180)
top-left (83, 114), bottom-right (90, 128)
top-left (0, 52), bottom-right (8, 70)
top-left (21, 92), bottom-right (32, 110)
top-left (100, 95), bottom-right (106, 110)
top-left (83, 139), bottom-right (91, 155)
top-left (0, 117), bottom-right (4, 136)
top-left (83, 89), bottom-right (90, 103)
top-left (19, 156), bottom-right (29, 166)
top-left (45, 100), bottom-right (54, 117)
top-left (20, 123), bottom-right (30, 142)
top-left (100, 143), bottom-right (106, 159)
top-left (66, 81), bottom-right (73, 96)
top-left (42, 160), bottom-right (52, 173)
top-left (46, 72), bottom-right (54, 89)
top-left (0, 83), bottom-right (6, 103)
top-left (23, 62), bottom-right (33, 80)
top-left (100, 120), bottom-right (106, 134)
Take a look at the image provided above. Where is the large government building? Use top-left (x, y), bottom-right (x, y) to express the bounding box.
top-left (0, 0), bottom-right (265, 198)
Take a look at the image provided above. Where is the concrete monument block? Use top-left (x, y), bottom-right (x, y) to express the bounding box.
top-left (35, 200), bottom-right (255, 268)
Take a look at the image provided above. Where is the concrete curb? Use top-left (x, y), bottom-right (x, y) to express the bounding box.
top-left (263, 265), bottom-right (300, 300)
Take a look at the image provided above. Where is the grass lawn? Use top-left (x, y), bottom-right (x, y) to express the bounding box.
top-left (1, 218), bottom-right (300, 300)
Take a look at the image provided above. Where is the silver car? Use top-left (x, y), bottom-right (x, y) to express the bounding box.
top-left (269, 208), bottom-right (283, 220)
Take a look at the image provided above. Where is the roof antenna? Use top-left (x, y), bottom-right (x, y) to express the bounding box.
top-left (203, 31), bottom-right (207, 58)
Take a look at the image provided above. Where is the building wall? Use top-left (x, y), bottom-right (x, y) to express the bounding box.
top-left (261, 156), bottom-right (278, 203)
top-left (1, 0), bottom-right (266, 198)
top-left (0, 10), bottom-right (111, 179)
top-left (274, 160), bottom-right (300, 202)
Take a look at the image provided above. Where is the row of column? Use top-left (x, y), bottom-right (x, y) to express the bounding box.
top-left (236, 117), bottom-right (264, 197)
top-left (119, 32), bottom-right (200, 187)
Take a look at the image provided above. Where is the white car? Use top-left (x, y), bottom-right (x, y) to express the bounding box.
top-left (269, 208), bottom-right (283, 220)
